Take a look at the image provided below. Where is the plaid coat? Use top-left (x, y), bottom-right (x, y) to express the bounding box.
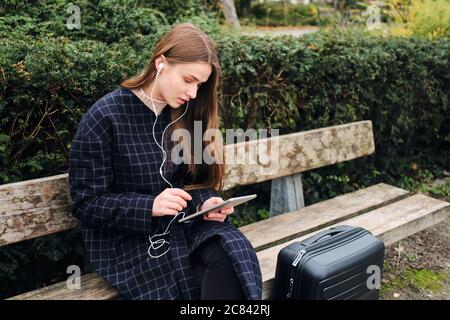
top-left (68, 87), bottom-right (262, 300)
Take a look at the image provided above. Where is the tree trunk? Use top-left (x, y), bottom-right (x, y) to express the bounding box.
top-left (221, 0), bottom-right (241, 28)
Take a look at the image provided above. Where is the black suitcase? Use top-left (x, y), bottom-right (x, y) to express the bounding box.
top-left (272, 225), bottom-right (385, 300)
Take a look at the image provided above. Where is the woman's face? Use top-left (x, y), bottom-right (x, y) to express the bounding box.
top-left (149, 58), bottom-right (212, 109)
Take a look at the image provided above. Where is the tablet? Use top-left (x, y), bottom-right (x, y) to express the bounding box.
top-left (178, 194), bottom-right (257, 223)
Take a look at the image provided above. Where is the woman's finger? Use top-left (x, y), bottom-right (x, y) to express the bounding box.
top-left (209, 213), bottom-right (225, 218)
top-left (218, 207), bottom-right (234, 215)
top-left (203, 213), bottom-right (226, 221)
top-left (204, 217), bottom-right (226, 222)
top-left (165, 208), bottom-right (178, 215)
top-left (165, 201), bottom-right (183, 212)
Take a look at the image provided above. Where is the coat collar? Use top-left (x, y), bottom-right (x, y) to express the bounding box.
top-left (131, 88), bottom-right (168, 116)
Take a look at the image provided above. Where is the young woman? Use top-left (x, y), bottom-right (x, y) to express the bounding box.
top-left (69, 23), bottom-right (262, 300)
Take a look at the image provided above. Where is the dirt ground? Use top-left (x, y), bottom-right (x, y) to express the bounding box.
top-left (380, 218), bottom-right (450, 300)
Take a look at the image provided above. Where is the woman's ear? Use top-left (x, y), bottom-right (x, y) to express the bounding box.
top-left (155, 54), bottom-right (166, 67)
top-left (154, 55), bottom-right (164, 70)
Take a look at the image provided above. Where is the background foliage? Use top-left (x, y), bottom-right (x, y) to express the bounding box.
top-left (0, 0), bottom-right (448, 298)
top-left (386, 0), bottom-right (450, 39)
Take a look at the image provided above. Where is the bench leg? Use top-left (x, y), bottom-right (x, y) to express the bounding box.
top-left (270, 173), bottom-right (305, 217)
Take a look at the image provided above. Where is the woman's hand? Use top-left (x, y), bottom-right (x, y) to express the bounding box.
top-left (152, 188), bottom-right (192, 217)
top-left (200, 197), bottom-right (234, 222)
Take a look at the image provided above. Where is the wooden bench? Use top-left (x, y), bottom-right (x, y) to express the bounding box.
top-left (2, 120), bottom-right (449, 300)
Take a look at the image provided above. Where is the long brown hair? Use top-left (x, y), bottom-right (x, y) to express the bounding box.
top-left (120, 23), bottom-right (224, 192)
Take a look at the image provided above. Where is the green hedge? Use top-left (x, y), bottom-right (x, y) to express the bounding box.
top-left (2, 30), bottom-right (448, 188)
top-left (219, 31), bottom-right (450, 179)
top-left (1, 2), bottom-right (449, 299)
top-left (0, 0), bottom-right (211, 42)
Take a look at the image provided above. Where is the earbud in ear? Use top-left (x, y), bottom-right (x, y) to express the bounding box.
top-left (158, 63), bottom-right (164, 72)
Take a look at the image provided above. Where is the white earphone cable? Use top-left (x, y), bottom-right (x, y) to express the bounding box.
top-left (148, 65), bottom-right (190, 259)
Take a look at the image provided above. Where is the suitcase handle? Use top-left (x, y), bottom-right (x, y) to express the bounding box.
top-left (300, 225), bottom-right (353, 246)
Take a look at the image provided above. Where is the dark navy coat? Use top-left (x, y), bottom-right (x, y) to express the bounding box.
top-left (68, 87), bottom-right (262, 300)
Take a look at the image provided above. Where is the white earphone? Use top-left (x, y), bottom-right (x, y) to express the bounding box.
top-left (147, 60), bottom-right (191, 259)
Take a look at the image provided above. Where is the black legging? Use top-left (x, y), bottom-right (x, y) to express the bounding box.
top-left (190, 236), bottom-right (246, 300)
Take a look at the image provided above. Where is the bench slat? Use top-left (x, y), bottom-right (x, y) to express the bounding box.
top-left (258, 194), bottom-right (450, 299)
top-left (0, 174), bottom-right (77, 246)
top-left (240, 183), bottom-right (409, 251)
top-left (7, 273), bottom-right (118, 300)
top-left (223, 120), bottom-right (374, 190)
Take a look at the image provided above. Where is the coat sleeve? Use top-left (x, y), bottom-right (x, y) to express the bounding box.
top-left (68, 106), bottom-right (156, 235)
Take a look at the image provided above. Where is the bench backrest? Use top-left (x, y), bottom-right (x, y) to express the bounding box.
top-left (0, 120), bottom-right (374, 246)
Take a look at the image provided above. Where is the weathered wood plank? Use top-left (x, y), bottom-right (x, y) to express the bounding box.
top-left (0, 121), bottom-right (375, 246)
top-left (7, 273), bottom-right (118, 300)
top-left (240, 183), bottom-right (410, 251)
top-left (258, 194), bottom-right (450, 299)
top-left (222, 120), bottom-right (375, 190)
top-left (0, 174), bottom-right (77, 246)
